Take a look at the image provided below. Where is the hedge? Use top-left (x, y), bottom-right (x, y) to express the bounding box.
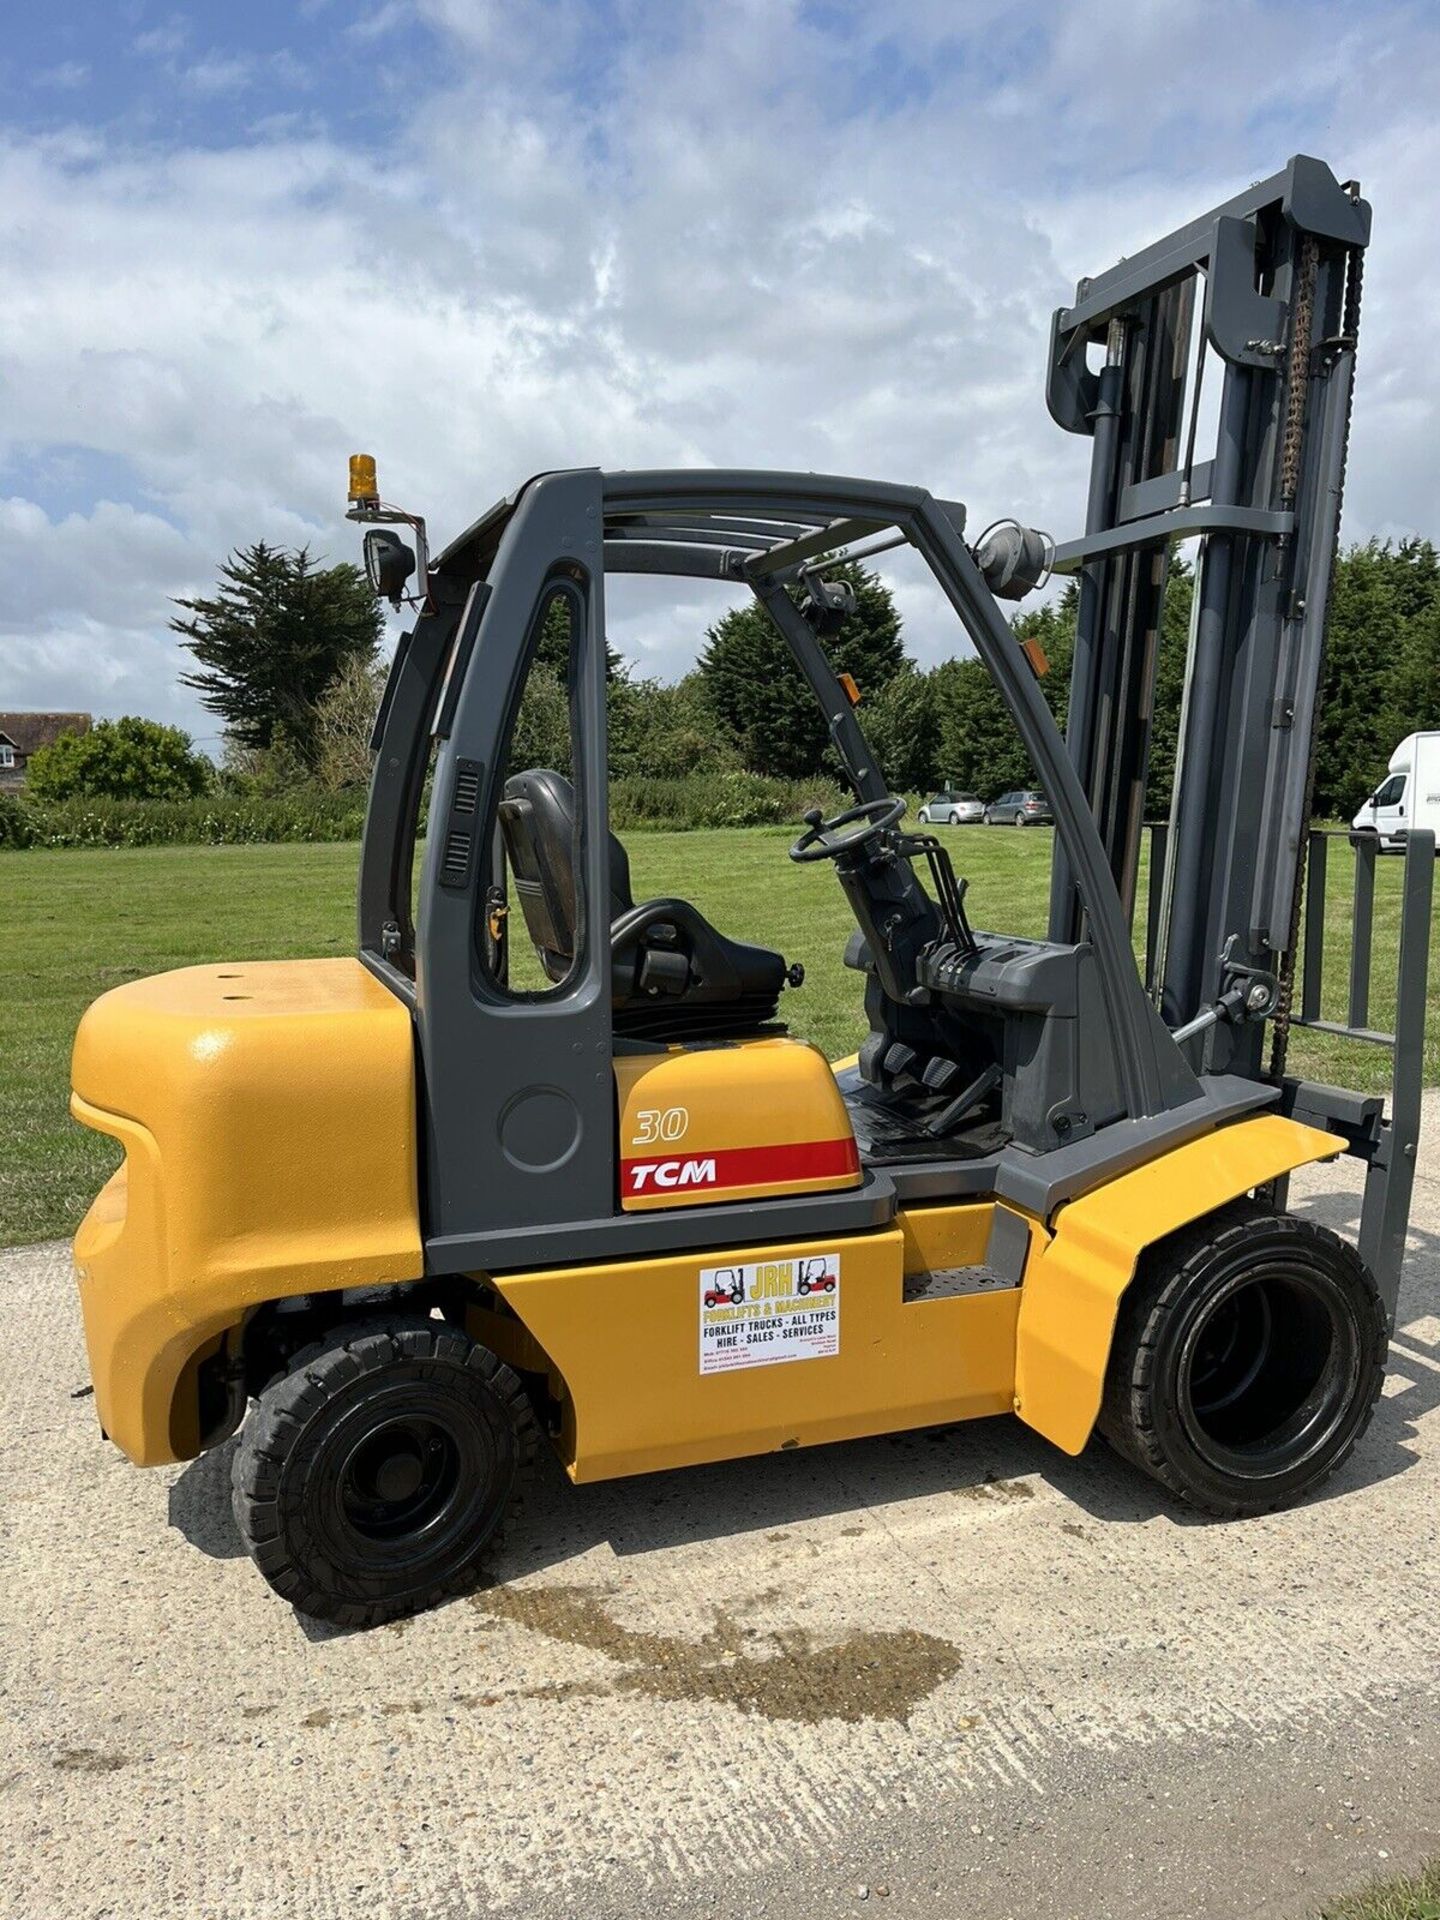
top-left (0, 772), bottom-right (850, 849)
top-left (607, 772), bottom-right (846, 831)
top-left (6, 791), bottom-right (368, 848)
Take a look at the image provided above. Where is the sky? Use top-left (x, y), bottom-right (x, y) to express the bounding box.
top-left (2, 0), bottom-right (1437, 748)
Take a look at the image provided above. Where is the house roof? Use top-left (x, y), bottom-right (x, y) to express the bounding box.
top-left (0, 712), bottom-right (92, 754)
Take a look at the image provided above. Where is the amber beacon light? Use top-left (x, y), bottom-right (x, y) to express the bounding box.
top-left (348, 453), bottom-right (379, 505)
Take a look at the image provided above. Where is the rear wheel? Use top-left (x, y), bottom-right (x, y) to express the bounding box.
top-left (233, 1317), bottom-right (537, 1626)
top-left (1013, 809), bottom-right (1027, 827)
top-left (1099, 1202), bottom-right (1387, 1516)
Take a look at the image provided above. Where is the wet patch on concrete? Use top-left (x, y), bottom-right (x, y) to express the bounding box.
top-left (52, 1749), bottom-right (126, 1773)
top-left (473, 1584), bottom-right (963, 1725)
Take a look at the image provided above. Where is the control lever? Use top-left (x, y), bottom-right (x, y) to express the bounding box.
top-left (897, 831), bottom-right (978, 958)
top-left (1170, 936), bottom-right (1279, 1047)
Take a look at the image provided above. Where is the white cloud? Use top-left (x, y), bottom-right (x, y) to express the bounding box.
top-left (178, 54), bottom-right (255, 96)
top-left (133, 22), bottom-right (190, 60)
top-left (1, 1), bottom-right (1438, 736)
top-left (0, 498), bottom-right (210, 732)
top-left (346, 1), bottom-right (414, 41)
top-left (35, 62), bottom-right (89, 90)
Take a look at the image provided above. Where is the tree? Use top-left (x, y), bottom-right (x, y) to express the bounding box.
top-left (863, 667), bottom-right (941, 793)
top-left (916, 585), bottom-right (1082, 800)
top-left (1014, 583), bottom-right (1078, 742)
top-left (1315, 537), bottom-right (1440, 815)
top-left (1001, 546), bottom-right (1440, 823)
top-left (953, 562), bottom-right (1193, 816)
top-left (932, 654), bottom-right (1035, 796)
top-left (608, 673), bottom-right (742, 780)
top-left (1313, 541), bottom-right (1407, 816)
top-left (508, 666), bottom-right (574, 778)
top-left (697, 563), bottom-right (907, 778)
top-left (502, 593), bottom-right (603, 783)
top-left (26, 716), bottom-right (212, 802)
top-left (1390, 594), bottom-right (1440, 744)
top-left (311, 656), bottom-right (389, 793)
top-left (1144, 560), bottom-right (1193, 815)
top-left (172, 542), bottom-right (383, 767)
top-left (532, 593), bottom-right (622, 683)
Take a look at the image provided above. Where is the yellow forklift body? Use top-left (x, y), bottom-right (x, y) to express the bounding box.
top-left (1013, 1113), bottom-right (1344, 1456)
top-left (69, 956), bottom-right (1343, 1482)
top-left (488, 1200), bottom-right (1044, 1482)
top-left (613, 1039), bottom-right (861, 1210)
top-left (70, 959), bottom-right (423, 1465)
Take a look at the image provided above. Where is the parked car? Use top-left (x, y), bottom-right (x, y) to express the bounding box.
top-left (1351, 732), bottom-right (1440, 852)
top-left (985, 789), bottom-right (1052, 826)
top-left (917, 789), bottom-right (985, 826)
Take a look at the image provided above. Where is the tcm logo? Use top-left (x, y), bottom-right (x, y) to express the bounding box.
top-left (627, 1157), bottom-right (718, 1193)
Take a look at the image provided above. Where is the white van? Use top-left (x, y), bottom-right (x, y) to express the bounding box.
top-left (1351, 731), bottom-right (1440, 850)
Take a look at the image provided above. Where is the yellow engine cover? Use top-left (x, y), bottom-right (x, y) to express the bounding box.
top-left (613, 1038), bottom-right (861, 1211)
top-left (70, 958), bottom-right (423, 1465)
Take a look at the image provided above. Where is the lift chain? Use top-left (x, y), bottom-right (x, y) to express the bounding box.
top-left (1278, 234), bottom-right (1319, 512)
top-left (1269, 234), bottom-right (1365, 1080)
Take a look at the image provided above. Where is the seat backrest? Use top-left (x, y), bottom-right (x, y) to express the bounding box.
top-left (498, 768), bottom-right (634, 967)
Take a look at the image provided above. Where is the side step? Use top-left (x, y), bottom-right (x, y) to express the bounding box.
top-left (903, 1265), bottom-right (1018, 1302)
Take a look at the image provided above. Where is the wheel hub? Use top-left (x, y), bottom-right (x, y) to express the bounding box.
top-left (339, 1415), bottom-right (460, 1541)
top-left (373, 1449), bottom-right (425, 1503)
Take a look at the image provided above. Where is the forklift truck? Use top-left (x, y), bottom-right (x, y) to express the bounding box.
top-left (70, 156), bottom-right (1433, 1624)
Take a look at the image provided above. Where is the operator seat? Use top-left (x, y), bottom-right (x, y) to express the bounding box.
top-left (498, 769), bottom-right (791, 1040)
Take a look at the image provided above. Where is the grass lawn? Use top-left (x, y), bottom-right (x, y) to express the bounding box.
top-left (3, 827), bottom-right (1435, 1248)
top-left (1320, 1859), bottom-right (1440, 1920)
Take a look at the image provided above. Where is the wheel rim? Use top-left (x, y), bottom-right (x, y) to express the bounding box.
top-left (305, 1379), bottom-right (511, 1578)
top-left (1176, 1261), bottom-right (1361, 1481)
top-left (339, 1415), bottom-right (462, 1542)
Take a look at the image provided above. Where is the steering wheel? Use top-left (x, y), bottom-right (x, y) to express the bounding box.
top-left (789, 795), bottom-right (906, 864)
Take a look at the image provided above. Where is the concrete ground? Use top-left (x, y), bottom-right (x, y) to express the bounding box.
top-left (3, 1100), bottom-right (1439, 1920)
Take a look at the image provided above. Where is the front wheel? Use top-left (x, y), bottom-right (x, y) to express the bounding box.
top-left (1099, 1202), bottom-right (1387, 1517)
top-left (233, 1317), bottom-right (537, 1626)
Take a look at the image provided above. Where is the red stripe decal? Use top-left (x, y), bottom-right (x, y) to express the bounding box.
top-left (621, 1137), bottom-right (859, 1199)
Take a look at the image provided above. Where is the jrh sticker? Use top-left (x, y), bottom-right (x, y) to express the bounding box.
top-left (698, 1253), bottom-right (841, 1375)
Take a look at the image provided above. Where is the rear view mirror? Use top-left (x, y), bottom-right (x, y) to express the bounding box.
top-left (363, 528), bottom-right (416, 605)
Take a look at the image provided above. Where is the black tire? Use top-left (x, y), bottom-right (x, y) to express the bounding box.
top-left (233, 1317), bottom-right (537, 1626)
top-left (1099, 1202), bottom-right (1387, 1517)
top-left (1013, 809), bottom-right (1026, 827)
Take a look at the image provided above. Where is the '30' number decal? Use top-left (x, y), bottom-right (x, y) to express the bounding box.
top-left (632, 1106), bottom-right (689, 1146)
